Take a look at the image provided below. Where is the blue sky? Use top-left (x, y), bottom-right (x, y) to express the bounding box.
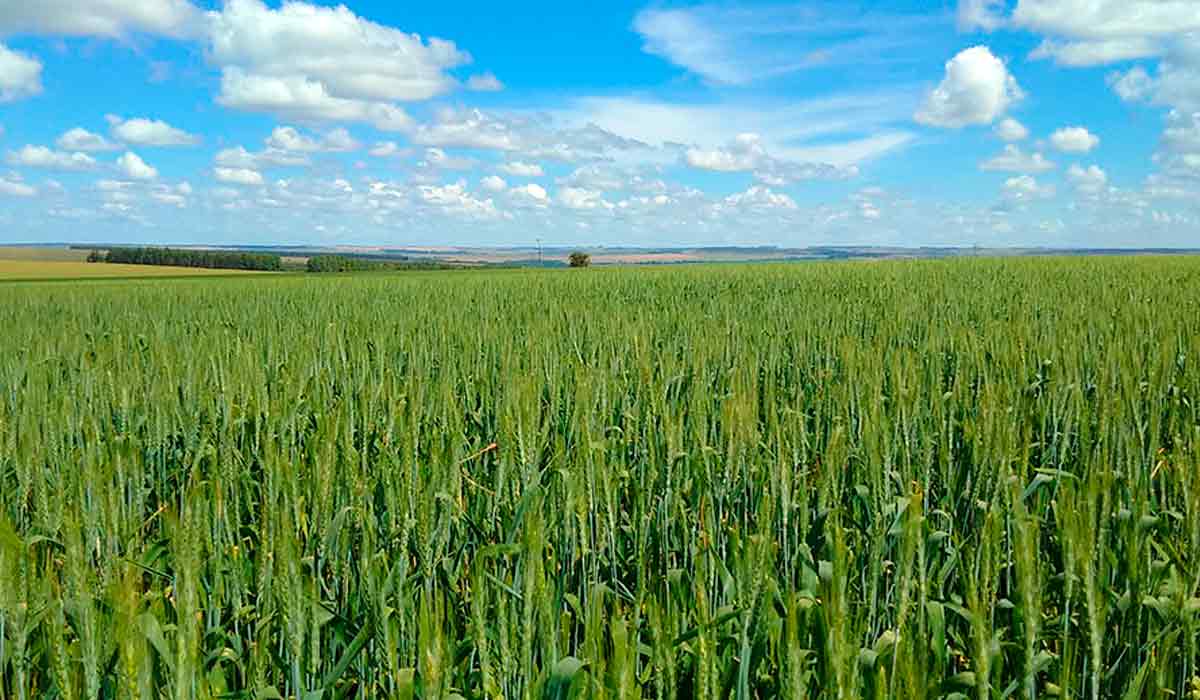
top-left (0, 0), bottom-right (1197, 247)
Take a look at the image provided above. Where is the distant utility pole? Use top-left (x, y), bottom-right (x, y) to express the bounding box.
top-left (537, 238), bottom-right (543, 266)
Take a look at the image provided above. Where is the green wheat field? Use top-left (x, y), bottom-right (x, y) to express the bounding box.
top-left (2, 257), bottom-right (1199, 699)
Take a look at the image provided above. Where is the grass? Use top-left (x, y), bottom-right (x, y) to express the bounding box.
top-left (0, 256), bottom-right (1198, 698)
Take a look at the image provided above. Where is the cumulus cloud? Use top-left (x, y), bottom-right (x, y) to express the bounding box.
top-left (480, 175), bottom-right (507, 192)
top-left (1013, 0), bottom-right (1200, 67)
top-left (994, 118), bottom-right (1029, 142)
top-left (0, 43), bottom-right (42, 103)
top-left (404, 108), bottom-right (519, 150)
top-left (957, 0), bottom-right (1005, 32)
top-left (6, 145), bottom-right (98, 171)
top-left (214, 167), bottom-right (265, 186)
top-left (0, 175), bottom-right (35, 197)
top-left (368, 142), bottom-right (406, 158)
top-left (684, 132), bottom-right (855, 184)
top-left (1003, 174), bottom-right (1055, 200)
top-left (1153, 110), bottom-right (1200, 179)
top-left (407, 108), bottom-right (646, 162)
top-left (107, 116), bottom-right (200, 147)
top-left (722, 186), bottom-right (798, 211)
top-left (214, 146), bottom-right (309, 170)
top-left (1105, 40), bottom-right (1200, 113)
top-left (1107, 66), bottom-right (1155, 102)
top-left (916, 46), bottom-right (1023, 128)
top-left (467, 72), bottom-right (504, 92)
top-left (215, 70), bottom-right (415, 130)
top-left (206, 0), bottom-right (468, 125)
top-left (265, 126), bottom-right (359, 153)
top-left (499, 161), bottom-right (544, 177)
top-left (150, 182), bottom-right (192, 208)
top-left (686, 133), bottom-right (764, 172)
top-left (1067, 164), bottom-right (1108, 194)
top-left (418, 180), bottom-right (502, 220)
top-left (117, 152), bottom-right (158, 180)
top-left (509, 182), bottom-right (549, 204)
top-left (0, 0), bottom-right (202, 39)
top-left (418, 148), bottom-right (474, 171)
top-left (980, 144), bottom-right (1056, 172)
top-left (1049, 126), bottom-right (1100, 153)
top-left (57, 128), bottom-right (118, 152)
top-left (557, 186), bottom-right (612, 211)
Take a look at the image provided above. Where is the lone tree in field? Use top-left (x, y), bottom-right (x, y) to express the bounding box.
top-left (568, 251), bottom-right (591, 268)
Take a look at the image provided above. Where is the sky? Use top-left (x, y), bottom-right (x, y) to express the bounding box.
top-left (0, 0), bottom-right (1197, 248)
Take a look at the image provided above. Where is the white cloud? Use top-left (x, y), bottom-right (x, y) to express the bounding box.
top-left (206, 0), bottom-right (469, 125)
top-left (0, 175), bottom-right (35, 197)
top-left (916, 46), bottom-right (1024, 128)
top-left (1106, 40), bottom-right (1200, 113)
top-left (215, 69), bottom-right (416, 130)
top-left (994, 118), bottom-right (1029, 141)
top-left (1067, 164), bottom-right (1108, 194)
top-left (467, 72), bottom-right (504, 92)
top-left (1029, 37), bottom-right (1162, 67)
top-left (0, 43), bottom-right (42, 102)
top-left (1049, 126), bottom-right (1100, 153)
top-left (214, 146), bottom-right (309, 170)
top-left (499, 161), bottom-right (544, 177)
top-left (0, 0), bottom-right (202, 39)
top-left (214, 167), bottom-right (265, 186)
top-left (96, 179), bottom-right (132, 192)
top-left (368, 142), bottom-right (405, 158)
top-left (980, 144), bottom-right (1056, 172)
top-left (117, 152), bottom-right (158, 180)
top-left (56, 127), bottom-right (118, 152)
top-left (633, 4), bottom-right (940, 86)
top-left (1108, 66), bottom-right (1155, 102)
top-left (480, 175), bottom-right (507, 192)
top-left (1013, 0), bottom-right (1200, 66)
top-left (510, 182), bottom-right (548, 201)
top-left (548, 92), bottom-right (919, 173)
top-left (684, 132), bottom-right (857, 184)
top-left (722, 186), bottom-right (798, 211)
top-left (418, 180), bottom-right (502, 220)
top-left (6, 145), bottom-right (97, 171)
top-left (420, 148), bottom-right (474, 170)
top-left (407, 107), bottom-right (648, 163)
top-left (265, 126), bottom-right (359, 153)
top-left (1003, 174), bottom-right (1055, 200)
top-left (957, 0), bottom-right (1005, 32)
top-left (407, 108), bottom-right (519, 150)
top-left (558, 187), bottom-right (611, 211)
top-left (150, 182), bottom-right (192, 208)
top-left (107, 116), bottom-right (200, 147)
top-left (1153, 110), bottom-right (1200, 179)
top-left (686, 133), bottom-right (764, 172)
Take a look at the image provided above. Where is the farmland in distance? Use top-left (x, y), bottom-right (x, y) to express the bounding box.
top-left (1, 257), bottom-right (1198, 698)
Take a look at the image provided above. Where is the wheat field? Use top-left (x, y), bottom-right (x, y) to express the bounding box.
top-left (1, 257), bottom-right (1198, 699)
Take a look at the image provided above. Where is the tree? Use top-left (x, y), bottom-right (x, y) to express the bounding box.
top-left (568, 251), bottom-right (591, 268)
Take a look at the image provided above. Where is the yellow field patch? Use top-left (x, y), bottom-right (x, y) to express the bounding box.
top-left (0, 259), bottom-right (269, 281)
top-left (0, 246), bottom-right (93, 262)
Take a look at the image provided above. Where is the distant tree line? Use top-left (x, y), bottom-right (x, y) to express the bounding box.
top-left (305, 255), bottom-right (455, 273)
top-left (96, 247), bottom-right (283, 271)
top-left (306, 255), bottom-right (390, 273)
